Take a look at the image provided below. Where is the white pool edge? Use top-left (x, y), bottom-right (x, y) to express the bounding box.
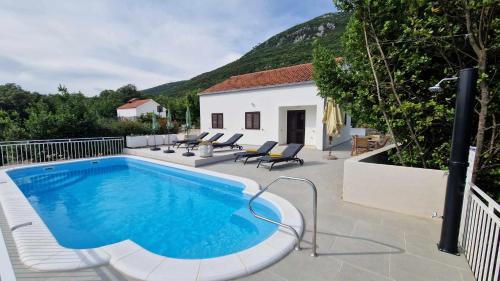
top-left (0, 215), bottom-right (16, 281)
top-left (0, 155), bottom-right (303, 281)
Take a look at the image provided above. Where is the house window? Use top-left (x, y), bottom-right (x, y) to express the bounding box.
top-left (245, 112), bottom-right (260, 130)
top-left (212, 113), bottom-right (223, 129)
top-left (157, 106), bottom-right (163, 113)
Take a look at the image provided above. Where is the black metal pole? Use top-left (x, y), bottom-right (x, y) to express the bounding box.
top-left (438, 68), bottom-right (477, 254)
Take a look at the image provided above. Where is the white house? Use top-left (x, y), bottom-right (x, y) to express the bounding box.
top-left (199, 63), bottom-right (351, 150)
top-left (116, 98), bottom-right (166, 120)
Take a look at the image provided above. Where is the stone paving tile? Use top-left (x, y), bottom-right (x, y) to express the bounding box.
top-left (335, 262), bottom-right (394, 281)
top-left (305, 212), bottom-right (357, 236)
top-left (300, 229), bottom-right (337, 254)
top-left (336, 202), bottom-right (384, 225)
top-left (380, 211), bottom-right (438, 238)
top-left (241, 269), bottom-right (288, 281)
top-left (404, 233), bottom-right (470, 269)
top-left (390, 253), bottom-right (464, 281)
top-left (459, 268), bottom-right (476, 281)
top-left (265, 250), bottom-right (342, 281)
top-left (328, 235), bottom-right (392, 276)
top-left (351, 220), bottom-right (406, 250)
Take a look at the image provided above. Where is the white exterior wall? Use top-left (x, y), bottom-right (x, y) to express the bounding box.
top-left (199, 82), bottom-right (351, 150)
top-left (117, 108), bottom-right (139, 119)
top-left (327, 115), bottom-right (352, 147)
top-left (135, 100), bottom-right (166, 118)
top-left (117, 100), bottom-right (166, 119)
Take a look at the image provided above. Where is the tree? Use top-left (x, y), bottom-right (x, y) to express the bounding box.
top-left (0, 110), bottom-right (26, 140)
top-left (314, 0), bottom-right (498, 197)
top-left (0, 83), bottom-right (180, 141)
top-left (25, 87), bottom-right (100, 139)
top-left (0, 83), bottom-right (41, 120)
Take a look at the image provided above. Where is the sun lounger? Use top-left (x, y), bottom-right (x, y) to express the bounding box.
top-left (256, 143), bottom-right (304, 171)
top-left (234, 141), bottom-right (278, 164)
top-left (212, 134), bottom-right (244, 150)
top-left (187, 133), bottom-right (224, 149)
top-left (175, 132), bottom-right (209, 148)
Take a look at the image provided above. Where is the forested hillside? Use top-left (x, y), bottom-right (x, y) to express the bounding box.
top-left (142, 12), bottom-right (348, 96)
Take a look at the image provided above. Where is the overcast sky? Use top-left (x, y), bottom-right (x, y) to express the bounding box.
top-left (0, 0), bottom-right (336, 96)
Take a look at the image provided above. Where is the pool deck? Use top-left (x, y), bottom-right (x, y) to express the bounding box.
top-left (0, 142), bottom-right (475, 281)
top-left (123, 146), bottom-right (238, 167)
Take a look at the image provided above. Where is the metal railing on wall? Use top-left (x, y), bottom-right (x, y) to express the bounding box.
top-left (0, 137), bottom-right (124, 166)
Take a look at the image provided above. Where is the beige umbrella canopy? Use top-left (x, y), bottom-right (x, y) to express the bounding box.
top-left (323, 98), bottom-right (344, 138)
top-left (323, 98), bottom-right (344, 159)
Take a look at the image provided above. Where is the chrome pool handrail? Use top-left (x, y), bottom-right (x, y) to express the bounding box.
top-left (248, 176), bottom-right (318, 257)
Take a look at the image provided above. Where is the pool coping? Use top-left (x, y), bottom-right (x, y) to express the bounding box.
top-left (0, 155), bottom-right (303, 281)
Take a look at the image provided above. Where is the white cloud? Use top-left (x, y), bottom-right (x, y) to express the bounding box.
top-left (0, 0), bottom-right (335, 96)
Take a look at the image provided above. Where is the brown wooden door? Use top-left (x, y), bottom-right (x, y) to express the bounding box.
top-left (287, 110), bottom-right (305, 144)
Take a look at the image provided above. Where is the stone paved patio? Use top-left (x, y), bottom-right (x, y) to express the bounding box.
top-left (203, 143), bottom-right (475, 281)
top-left (1, 142), bottom-right (475, 281)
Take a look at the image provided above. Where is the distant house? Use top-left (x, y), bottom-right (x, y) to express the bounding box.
top-left (116, 98), bottom-right (166, 120)
top-left (199, 63), bottom-right (351, 150)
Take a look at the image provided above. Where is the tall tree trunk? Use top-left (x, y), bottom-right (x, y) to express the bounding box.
top-left (472, 55), bottom-right (489, 182)
top-left (464, 3), bottom-right (491, 182)
top-left (361, 19), bottom-right (405, 165)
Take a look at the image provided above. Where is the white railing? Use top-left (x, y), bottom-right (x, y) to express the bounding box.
top-left (0, 137), bottom-right (124, 166)
top-left (459, 147), bottom-right (499, 281)
top-left (461, 182), bottom-right (500, 281)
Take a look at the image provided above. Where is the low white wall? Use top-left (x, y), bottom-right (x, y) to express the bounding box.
top-left (350, 128), bottom-right (367, 136)
top-left (126, 136), bottom-right (147, 148)
top-left (126, 135), bottom-right (178, 148)
top-left (147, 135), bottom-right (165, 146)
top-left (343, 145), bottom-right (448, 218)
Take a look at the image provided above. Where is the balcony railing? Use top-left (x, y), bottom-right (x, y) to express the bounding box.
top-left (461, 182), bottom-right (499, 281)
top-left (0, 137), bottom-right (124, 166)
top-left (459, 147), bottom-right (499, 281)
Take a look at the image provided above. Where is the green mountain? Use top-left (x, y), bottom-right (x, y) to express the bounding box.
top-left (142, 12), bottom-right (348, 96)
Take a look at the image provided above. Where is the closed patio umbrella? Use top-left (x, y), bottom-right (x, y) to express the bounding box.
top-left (183, 106), bottom-right (194, 156)
top-left (185, 106), bottom-right (192, 130)
top-left (164, 108), bottom-right (175, 153)
top-left (323, 98), bottom-right (344, 159)
top-left (150, 112), bottom-right (160, 151)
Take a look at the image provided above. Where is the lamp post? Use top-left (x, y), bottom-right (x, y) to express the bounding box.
top-left (429, 68), bottom-right (477, 254)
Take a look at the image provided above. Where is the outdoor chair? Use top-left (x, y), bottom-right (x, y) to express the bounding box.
top-left (175, 132), bottom-right (208, 148)
top-left (212, 134), bottom-right (244, 150)
top-left (256, 143), bottom-right (304, 171)
top-left (234, 141), bottom-right (278, 164)
top-left (351, 135), bottom-right (371, 156)
top-left (375, 135), bottom-right (391, 149)
top-left (187, 133), bottom-right (224, 149)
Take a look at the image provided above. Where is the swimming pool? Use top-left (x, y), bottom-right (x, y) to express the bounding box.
top-left (8, 157), bottom-right (280, 258)
top-left (0, 156), bottom-right (302, 280)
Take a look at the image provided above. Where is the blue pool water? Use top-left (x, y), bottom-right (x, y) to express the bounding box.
top-left (7, 157), bottom-right (280, 259)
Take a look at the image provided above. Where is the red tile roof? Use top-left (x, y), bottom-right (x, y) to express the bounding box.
top-left (117, 98), bottom-right (151, 109)
top-left (200, 63), bottom-right (314, 94)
